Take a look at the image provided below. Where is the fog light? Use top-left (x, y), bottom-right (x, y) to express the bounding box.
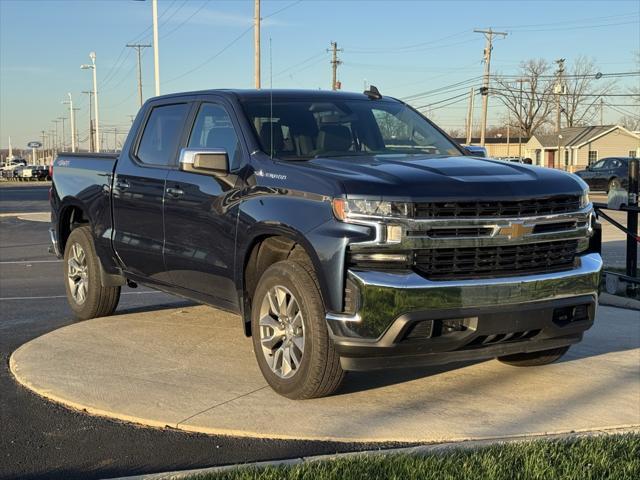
top-left (350, 253), bottom-right (409, 263)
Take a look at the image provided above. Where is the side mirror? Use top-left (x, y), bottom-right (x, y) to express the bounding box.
top-left (179, 148), bottom-right (229, 175)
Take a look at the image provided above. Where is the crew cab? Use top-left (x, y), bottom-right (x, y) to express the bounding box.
top-left (50, 88), bottom-right (602, 399)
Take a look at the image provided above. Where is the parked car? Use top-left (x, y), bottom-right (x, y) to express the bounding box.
top-left (27, 165), bottom-right (51, 181)
top-left (463, 145), bottom-right (488, 157)
top-left (49, 88), bottom-right (601, 399)
top-left (12, 165), bottom-right (26, 179)
top-left (574, 157), bottom-right (631, 192)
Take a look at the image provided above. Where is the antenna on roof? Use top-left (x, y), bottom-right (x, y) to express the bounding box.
top-left (364, 85), bottom-right (382, 100)
top-left (269, 36), bottom-right (274, 159)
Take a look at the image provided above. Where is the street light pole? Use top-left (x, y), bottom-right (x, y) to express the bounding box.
top-left (81, 52), bottom-right (100, 152)
top-left (152, 0), bottom-right (160, 96)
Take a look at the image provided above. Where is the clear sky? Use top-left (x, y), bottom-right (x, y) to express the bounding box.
top-left (1, 0), bottom-right (639, 150)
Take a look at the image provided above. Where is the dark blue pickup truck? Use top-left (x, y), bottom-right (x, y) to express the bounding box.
top-left (50, 88), bottom-right (602, 399)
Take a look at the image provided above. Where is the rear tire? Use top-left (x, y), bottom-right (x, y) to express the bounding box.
top-left (251, 259), bottom-right (344, 399)
top-left (498, 345), bottom-right (570, 367)
top-left (64, 225), bottom-right (120, 321)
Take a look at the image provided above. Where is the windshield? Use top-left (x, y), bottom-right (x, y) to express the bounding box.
top-left (241, 98), bottom-right (461, 160)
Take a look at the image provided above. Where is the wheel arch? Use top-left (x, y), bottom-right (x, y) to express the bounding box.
top-left (239, 226), bottom-right (331, 337)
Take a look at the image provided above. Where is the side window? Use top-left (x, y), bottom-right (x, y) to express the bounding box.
top-left (188, 104), bottom-right (242, 170)
top-left (591, 159), bottom-right (606, 170)
top-left (137, 103), bottom-right (190, 166)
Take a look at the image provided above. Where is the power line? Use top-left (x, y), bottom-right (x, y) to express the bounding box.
top-left (413, 91), bottom-right (473, 110)
top-left (161, 0), bottom-right (209, 38)
top-left (401, 76), bottom-right (482, 101)
top-left (162, 26), bottom-right (253, 84)
top-left (263, 0), bottom-right (303, 19)
top-left (343, 30), bottom-right (470, 53)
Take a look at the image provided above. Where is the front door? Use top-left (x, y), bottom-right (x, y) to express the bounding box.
top-left (547, 150), bottom-right (555, 169)
top-left (112, 102), bottom-right (191, 282)
top-left (163, 102), bottom-right (245, 309)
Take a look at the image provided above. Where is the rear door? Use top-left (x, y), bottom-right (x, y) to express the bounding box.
top-left (112, 101), bottom-right (192, 282)
top-left (162, 100), bottom-right (246, 309)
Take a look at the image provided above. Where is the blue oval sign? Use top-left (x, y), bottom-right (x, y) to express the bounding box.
top-left (27, 141), bottom-right (42, 148)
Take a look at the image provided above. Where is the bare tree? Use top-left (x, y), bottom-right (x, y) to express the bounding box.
top-left (617, 114), bottom-right (640, 131)
top-left (493, 59), bottom-right (555, 136)
top-left (560, 56), bottom-right (617, 127)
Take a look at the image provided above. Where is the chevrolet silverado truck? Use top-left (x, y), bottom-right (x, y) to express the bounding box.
top-left (49, 88), bottom-right (602, 399)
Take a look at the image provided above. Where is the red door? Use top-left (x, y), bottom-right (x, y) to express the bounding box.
top-left (547, 151), bottom-right (555, 168)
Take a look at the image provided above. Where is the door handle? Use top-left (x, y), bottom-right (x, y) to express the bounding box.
top-left (166, 187), bottom-right (184, 198)
top-left (115, 179), bottom-right (130, 190)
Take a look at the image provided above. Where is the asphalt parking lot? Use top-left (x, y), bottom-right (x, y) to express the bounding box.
top-left (0, 183), bottom-right (637, 480)
top-left (0, 184), bottom-right (404, 480)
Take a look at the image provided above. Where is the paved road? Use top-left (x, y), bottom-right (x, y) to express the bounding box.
top-left (0, 182), bottom-right (51, 214)
top-left (1, 184), bottom-right (637, 479)
top-left (0, 213), bottom-right (400, 480)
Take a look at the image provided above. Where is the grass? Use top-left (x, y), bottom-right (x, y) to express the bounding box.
top-left (192, 434), bottom-right (640, 480)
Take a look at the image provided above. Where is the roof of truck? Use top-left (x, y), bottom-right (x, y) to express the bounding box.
top-left (153, 88), bottom-right (398, 102)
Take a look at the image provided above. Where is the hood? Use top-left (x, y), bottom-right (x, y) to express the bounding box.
top-left (295, 154), bottom-right (586, 201)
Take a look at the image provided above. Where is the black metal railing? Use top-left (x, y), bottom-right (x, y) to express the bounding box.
top-left (593, 158), bottom-right (639, 289)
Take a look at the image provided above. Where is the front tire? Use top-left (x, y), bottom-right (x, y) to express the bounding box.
top-left (251, 260), bottom-right (344, 399)
top-left (64, 225), bottom-right (121, 321)
top-left (498, 345), bottom-right (570, 367)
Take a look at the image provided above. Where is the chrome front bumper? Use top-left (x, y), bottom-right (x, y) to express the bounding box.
top-left (327, 253), bottom-right (602, 340)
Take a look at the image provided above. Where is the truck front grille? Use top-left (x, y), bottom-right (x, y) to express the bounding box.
top-left (414, 240), bottom-right (578, 280)
top-left (414, 195), bottom-right (581, 219)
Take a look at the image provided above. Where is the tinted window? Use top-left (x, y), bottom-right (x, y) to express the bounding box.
top-left (591, 159), bottom-right (606, 170)
top-left (241, 98), bottom-right (460, 160)
top-left (137, 103), bottom-right (190, 166)
top-left (188, 104), bottom-right (242, 170)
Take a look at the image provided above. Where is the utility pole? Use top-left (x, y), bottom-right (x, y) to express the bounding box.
top-left (52, 120), bottom-right (60, 154)
top-left (554, 58), bottom-right (565, 133)
top-left (57, 117), bottom-right (67, 152)
top-left (82, 91), bottom-right (94, 152)
top-left (465, 86), bottom-right (475, 144)
top-left (152, 0), bottom-right (160, 96)
top-left (515, 78), bottom-right (530, 159)
top-left (254, 0), bottom-right (261, 89)
top-left (474, 28), bottom-right (507, 147)
top-left (73, 107), bottom-right (80, 151)
top-left (81, 52), bottom-right (100, 152)
top-left (127, 44), bottom-right (151, 108)
top-left (63, 93), bottom-right (76, 152)
top-left (41, 130), bottom-right (46, 165)
top-left (328, 41), bottom-right (343, 90)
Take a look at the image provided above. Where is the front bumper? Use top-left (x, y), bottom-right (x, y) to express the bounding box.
top-left (326, 253), bottom-right (602, 371)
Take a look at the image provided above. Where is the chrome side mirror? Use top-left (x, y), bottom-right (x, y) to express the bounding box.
top-left (179, 148), bottom-right (229, 175)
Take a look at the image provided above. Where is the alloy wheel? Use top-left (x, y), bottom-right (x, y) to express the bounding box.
top-left (258, 285), bottom-right (305, 379)
top-left (67, 243), bottom-right (89, 305)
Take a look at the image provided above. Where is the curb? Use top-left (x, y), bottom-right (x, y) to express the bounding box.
top-left (599, 293), bottom-right (640, 310)
top-left (0, 211), bottom-right (49, 218)
top-left (108, 426), bottom-right (639, 480)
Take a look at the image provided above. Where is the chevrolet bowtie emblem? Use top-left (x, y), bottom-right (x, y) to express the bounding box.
top-left (498, 222), bottom-right (533, 239)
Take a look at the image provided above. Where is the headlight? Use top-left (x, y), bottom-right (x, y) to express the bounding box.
top-left (332, 199), bottom-right (411, 221)
top-left (579, 191), bottom-right (590, 209)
